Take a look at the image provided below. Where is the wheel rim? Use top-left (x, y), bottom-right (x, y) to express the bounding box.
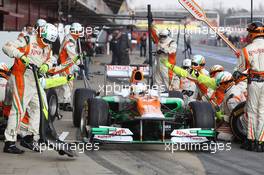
top-left (48, 95), bottom-right (57, 118)
top-left (80, 102), bottom-right (90, 139)
top-left (80, 111), bottom-right (87, 137)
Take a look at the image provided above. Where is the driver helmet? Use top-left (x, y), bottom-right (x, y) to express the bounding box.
top-left (131, 82), bottom-right (147, 95)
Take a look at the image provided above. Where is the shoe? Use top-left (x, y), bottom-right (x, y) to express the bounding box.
top-left (20, 135), bottom-right (40, 152)
top-left (57, 114), bottom-right (63, 120)
top-left (59, 103), bottom-right (64, 110)
top-left (3, 141), bottom-right (24, 154)
top-left (261, 142), bottom-right (264, 152)
top-left (240, 139), bottom-right (251, 150)
top-left (254, 141), bottom-right (264, 152)
top-left (240, 139), bottom-right (256, 151)
top-left (249, 140), bottom-right (257, 151)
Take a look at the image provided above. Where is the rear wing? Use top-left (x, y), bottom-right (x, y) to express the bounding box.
top-left (103, 65), bottom-right (151, 96)
top-left (105, 65), bottom-right (151, 78)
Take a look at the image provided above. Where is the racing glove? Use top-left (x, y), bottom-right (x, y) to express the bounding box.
top-left (232, 71), bottom-right (243, 80)
top-left (157, 49), bottom-right (166, 55)
top-left (161, 59), bottom-right (173, 69)
top-left (235, 51), bottom-right (241, 58)
top-left (20, 55), bottom-right (30, 67)
top-left (67, 74), bottom-right (75, 81)
top-left (190, 69), bottom-right (199, 78)
top-left (161, 59), bottom-right (188, 78)
top-left (39, 64), bottom-right (49, 74)
top-left (73, 54), bottom-right (84, 64)
top-left (216, 110), bottom-right (224, 121)
top-left (73, 56), bottom-right (79, 64)
top-left (82, 51), bottom-right (87, 56)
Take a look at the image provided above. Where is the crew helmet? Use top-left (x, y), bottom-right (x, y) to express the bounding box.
top-left (182, 59), bottom-right (192, 69)
top-left (40, 23), bottom-right (58, 44)
top-left (191, 55), bottom-right (206, 68)
top-left (247, 21), bottom-right (264, 40)
top-left (215, 71), bottom-right (233, 86)
top-left (209, 65), bottom-right (224, 77)
top-left (35, 19), bottom-right (47, 28)
top-left (70, 22), bottom-right (84, 37)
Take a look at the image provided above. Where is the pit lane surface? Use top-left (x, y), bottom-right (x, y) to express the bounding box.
top-left (0, 43), bottom-right (263, 175)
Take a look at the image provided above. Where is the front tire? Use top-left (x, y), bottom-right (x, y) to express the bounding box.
top-left (80, 98), bottom-right (109, 139)
top-left (73, 88), bottom-right (96, 127)
top-left (87, 98), bottom-right (109, 127)
top-left (189, 101), bottom-right (215, 128)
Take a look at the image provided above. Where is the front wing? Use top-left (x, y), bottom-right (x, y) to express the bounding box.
top-left (90, 120), bottom-right (215, 144)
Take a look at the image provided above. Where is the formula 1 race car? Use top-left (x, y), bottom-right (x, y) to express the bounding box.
top-left (73, 65), bottom-right (216, 144)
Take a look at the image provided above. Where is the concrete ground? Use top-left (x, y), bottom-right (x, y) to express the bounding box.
top-left (0, 40), bottom-right (264, 175)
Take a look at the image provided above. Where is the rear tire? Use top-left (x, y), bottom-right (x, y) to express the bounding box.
top-left (230, 102), bottom-right (247, 141)
top-left (73, 88), bottom-right (96, 127)
top-left (189, 101), bottom-right (215, 128)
